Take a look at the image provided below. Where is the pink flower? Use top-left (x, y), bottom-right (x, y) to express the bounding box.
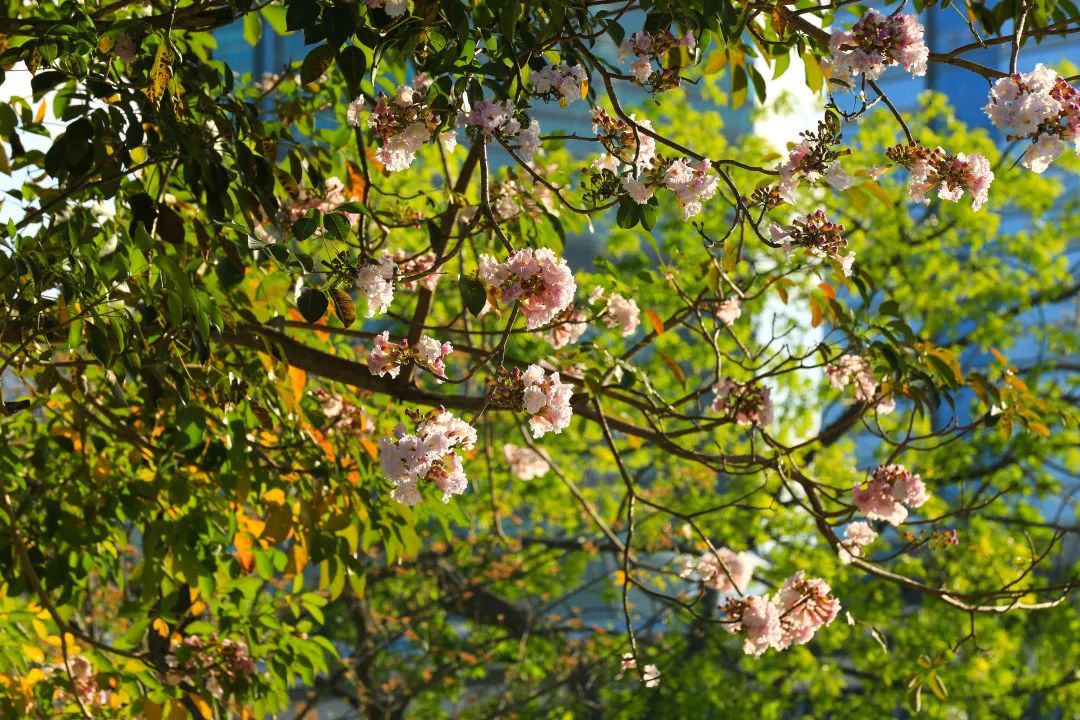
top-left (368, 331), bottom-right (403, 378)
top-left (379, 410), bottom-right (476, 504)
top-left (984, 65), bottom-right (1080, 173)
top-left (829, 10), bottom-right (928, 81)
top-left (521, 364), bottom-right (574, 438)
top-left (503, 443), bottom-right (550, 480)
top-left (825, 354), bottom-right (878, 402)
top-left (346, 96), bottom-right (365, 127)
top-left (680, 547), bottom-right (755, 595)
top-left (114, 35), bottom-right (137, 64)
top-left (662, 158), bottom-right (719, 220)
top-left (604, 293), bottom-right (640, 336)
top-left (532, 63), bottom-right (588, 105)
top-left (621, 176), bottom-right (656, 204)
top-left (716, 296), bottom-right (741, 327)
top-left (367, 87), bottom-right (436, 172)
top-left (480, 248), bottom-right (577, 330)
top-left (723, 594), bottom-right (783, 657)
top-left (358, 252), bottom-right (396, 317)
top-left (853, 464), bottom-right (929, 525)
top-left (774, 572), bottom-right (841, 648)
top-left (712, 378), bottom-right (773, 427)
top-left (547, 307), bottom-right (588, 348)
top-left (838, 521), bottom-right (877, 564)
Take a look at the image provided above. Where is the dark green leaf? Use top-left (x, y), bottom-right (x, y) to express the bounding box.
top-left (297, 288), bottom-right (329, 323)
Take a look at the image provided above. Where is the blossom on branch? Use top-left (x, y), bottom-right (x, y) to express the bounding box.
top-left (478, 248), bottom-right (577, 330)
top-left (367, 84), bottom-right (439, 172)
top-left (503, 443), bottom-right (551, 479)
top-left (531, 63), bottom-right (589, 106)
top-left (712, 378), bottom-right (774, 427)
top-left (853, 464), bottom-right (929, 526)
top-left (368, 331), bottom-right (453, 381)
top-left (829, 9), bottom-right (928, 81)
top-left (770, 210), bottom-right (856, 277)
top-left (679, 547), bottom-right (755, 595)
top-left (984, 64), bottom-right (1080, 173)
top-left (722, 572), bottom-right (840, 655)
top-left (886, 143), bottom-right (994, 211)
top-left (838, 521), bottom-right (878, 564)
top-left (379, 409), bottom-right (477, 505)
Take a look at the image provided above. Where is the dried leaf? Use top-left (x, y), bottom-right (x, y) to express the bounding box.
top-left (330, 288), bottom-right (356, 327)
top-left (145, 41), bottom-right (173, 107)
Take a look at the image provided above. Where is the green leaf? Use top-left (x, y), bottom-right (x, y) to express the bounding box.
top-left (261, 4), bottom-right (288, 34)
top-left (640, 203), bottom-right (659, 231)
top-left (322, 212), bottom-right (349, 241)
top-left (616, 197), bottom-right (640, 229)
top-left (300, 44), bottom-right (335, 84)
top-left (243, 12), bottom-right (263, 46)
top-left (297, 288), bottom-right (329, 323)
top-left (286, 0), bottom-right (319, 31)
top-left (292, 216), bottom-right (319, 241)
top-left (322, 3), bottom-right (356, 47)
top-left (337, 45), bottom-right (367, 92)
top-left (459, 276), bottom-right (487, 316)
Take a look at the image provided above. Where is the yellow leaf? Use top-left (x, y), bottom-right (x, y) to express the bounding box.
top-left (32, 618), bottom-right (49, 640)
top-left (612, 569), bottom-right (626, 586)
top-left (263, 488), bottom-right (287, 505)
top-left (21, 645), bottom-right (44, 664)
top-left (1028, 422), bottom-right (1050, 437)
top-left (152, 618), bottom-right (169, 637)
top-left (34, 99), bottom-right (45, 124)
top-left (288, 366), bottom-right (306, 404)
top-left (189, 600), bottom-right (207, 616)
top-left (989, 347), bottom-right (1009, 365)
top-left (98, 36), bottom-right (113, 54)
top-left (145, 41), bottom-right (173, 107)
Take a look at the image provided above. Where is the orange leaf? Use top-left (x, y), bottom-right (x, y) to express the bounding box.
top-left (34, 99), bottom-right (46, 124)
top-left (234, 532), bottom-right (256, 573)
top-left (809, 296), bottom-right (823, 328)
top-left (645, 309), bottom-right (664, 335)
top-left (657, 350), bottom-right (686, 388)
top-left (345, 160), bottom-right (367, 200)
top-left (152, 618), bottom-right (169, 637)
top-left (818, 282), bottom-right (835, 299)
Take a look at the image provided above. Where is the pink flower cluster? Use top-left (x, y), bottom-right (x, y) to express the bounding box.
top-left (716, 296), bottom-right (741, 327)
top-left (886, 143), bottom-right (994, 211)
top-left (853, 464), bottom-right (929, 526)
top-left (984, 64), bottom-right (1080, 173)
top-left (838, 521), bottom-right (878, 564)
top-left (315, 389), bottom-right (374, 435)
top-left (777, 140), bottom-right (852, 204)
top-left (503, 442), bottom-right (551, 479)
top-left (829, 10), bottom-right (928, 81)
top-left (368, 331), bottom-right (453, 381)
top-left (378, 410), bottom-right (477, 505)
top-left (680, 547), bottom-right (755, 595)
top-left (722, 572), bottom-right (840, 656)
top-left (591, 108), bottom-right (657, 173)
top-left (826, 354), bottom-right (878, 402)
top-left (365, 0), bottom-right (407, 17)
top-left (367, 84), bottom-right (437, 172)
top-left (619, 653), bottom-right (661, 687)
top-left (617, 30), bottom-right (696, 89)
top-left (287, 176), bottom-right (352, 225)
top-left (521, 364), bottom-right (574, 438)
top-left (358, 252), bottom-right (397, 317)
top-left (601, 292), bottom-right (641, 337)
top-left (394, 251), bottom-right (440, 292)
top-left (461, 99), bottom-right (542, 162)
top-left (531, 63), bottom-right (589, 106)
top-left (712, 378), bottom-right (774, 427)
top-left (57, 656), bottom-right (110, 709)
top-left (620, 157), bottom-right (719, 220)
top-left (479, 247), bottom-right (577, 330)
top-left (770, 210), bottom-right (856, 277)
top-left (547, 306), bottom-right (589, 348)
top-left (165, 636), bottom-right (256, 699)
